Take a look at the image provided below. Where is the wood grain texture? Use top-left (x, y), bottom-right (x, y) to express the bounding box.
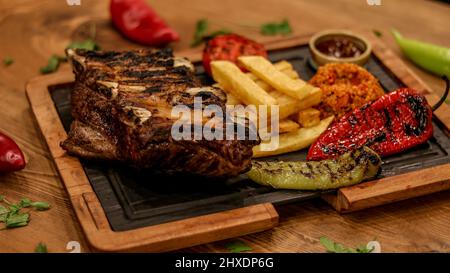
top-left (1, 0), bottom-right (450, 252)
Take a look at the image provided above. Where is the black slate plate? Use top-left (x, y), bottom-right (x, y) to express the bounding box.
top-left (49, 45), bottom-right (450, 231)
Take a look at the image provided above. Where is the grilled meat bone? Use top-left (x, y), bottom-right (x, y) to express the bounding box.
top-left (61, 48), bottom-right (258, 177)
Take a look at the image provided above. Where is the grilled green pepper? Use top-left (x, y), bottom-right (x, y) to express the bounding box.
top-left (247, 146), bottom-right (381, 190)
top-left (392, 30), bottom-right (450, 78)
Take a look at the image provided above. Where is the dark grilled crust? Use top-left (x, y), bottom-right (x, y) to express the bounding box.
top-left (61, 48), bottom-right (256, 177)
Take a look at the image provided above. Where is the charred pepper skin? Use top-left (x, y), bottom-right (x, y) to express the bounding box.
top-left (0, 132), bottom-right (26, 173)
top-left (307, 88), bottom-right (433, 161)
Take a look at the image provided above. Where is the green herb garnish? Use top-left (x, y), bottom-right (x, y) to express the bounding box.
top-left (191, 19), bottom-right (209, 47)
top-left (20, 198), bottom-right (32, 208)
top-left (35, 243), bottom-right (48, 253)
top-left (67, 39), bottom-right (100, 51)
top-left (0, 205), bottom-right (8, 222)
top-left (224, 240), bottom-right (252, 253)
top-left (3, 57), bottom-right (14, 66)
top-left (40, 22), bottom-right (100, 74)
top-left (373, 30), bottom-right (383, 37)
top-left (40, 55), bottom-right (64, 74)
top-left (261, 19), bottom-right (292, 36)
top-left (6, 213), bottom-right (29, 228)
top-left (31, 201), bottom-right (50, 211)
top-left (0, 194), bottom-right (50, 230)
top-left (190, 19), bottom-right (231, 47)
top-left (320, 236), bottom-right (374, 253)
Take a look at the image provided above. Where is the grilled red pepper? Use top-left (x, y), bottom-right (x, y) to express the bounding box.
top-left (0, 132), bottom-right (26, 173)
top-left (307, 79), bottom-right (449, 161)
top-left (110, 0), bottom-right (179, 47)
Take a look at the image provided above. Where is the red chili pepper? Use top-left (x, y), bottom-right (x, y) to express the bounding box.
top-left (110, 0), bottom-right (179, 47)
top-left (0, 132), bottom-right (26, 173)
top-left (202, 34), bottom-right (268, 75)
top-left (307, 78), bottom-right (449, 161)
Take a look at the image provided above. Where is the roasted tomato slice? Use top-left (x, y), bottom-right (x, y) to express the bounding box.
top-left (202, 34), bottom-right (268, 75)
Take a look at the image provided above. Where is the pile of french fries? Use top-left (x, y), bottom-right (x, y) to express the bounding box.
top-left (210, 56), bottom-right (334, 158)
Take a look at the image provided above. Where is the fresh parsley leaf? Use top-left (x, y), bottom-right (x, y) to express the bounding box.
top-left (224, 240), bottom-right (252, 253)
top-left (320, 236), bottom-right (374, 253)
top-left (40, 37), bottom-right (100, 75)
top-left (190, 19), bottom-right (231, 47)
top-left (20, 198), bottom-right (32, 208)
top-left (40, 55), bottom-right (64, 75)
top-left (5, 213), bottom-right (29, 228)
top-left (9, 204), bottom-right (21, 215)
top-left (3, 57), bottom-right (13, 66)
top-left (35, 242), bottom-right (48, 253)
top-left (356, 245), bottom-right (374, 253)
top-left (261, 19), bottom-right (292, 36)
top-left (191, 19), bottom-right (209, 47)
top-left (31, 202), bottom-right (50, 211)
top-left (67, 39), bottom-right (100, 51)
top-left (0, 205), bottom-right (8, 222)
top-left (0, 195), bottom-right (51, 230)
top-left (373, 30), bottom-right (383, 37)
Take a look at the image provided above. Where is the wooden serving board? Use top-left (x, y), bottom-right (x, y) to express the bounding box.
top-left (26, 70), bottom-right (279, 252)
top-left (26, 32), bottom-right (450, 252)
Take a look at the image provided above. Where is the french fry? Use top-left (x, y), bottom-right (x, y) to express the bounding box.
top-left (254, 79), bottom-right (272, 91)
top-left (279, 119), bottom-right (300, 133)
top-left (280, 69), bottom-right (299, 79)
top-left (246, 61), bottom-right (297, 91)
top-left (273, 60), bottom-right (293, 71)
top-left (298, 108), bottom-right (321, 128)
top-left (211, 61), bottom-right (277, 107)
top-left (274, 88), bottom-right (322, 119)
top-left (226, 93), bottom-right (242, 105)
top-left (252, 116), bottom-right (334, 158)
top-left (238, 56), bottom-right (319, 100)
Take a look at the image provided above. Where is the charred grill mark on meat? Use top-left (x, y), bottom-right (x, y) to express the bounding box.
top-left (61, 48), bottom-right (258, 177)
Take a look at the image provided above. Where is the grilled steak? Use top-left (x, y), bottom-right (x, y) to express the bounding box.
top-left (61, 48), bottom-right (258, 177)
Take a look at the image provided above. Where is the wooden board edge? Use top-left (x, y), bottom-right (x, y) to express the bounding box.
top-left (26, 72), bottom-right (279, 252)
top-left (324, 163), bottom-right (450, 213)
top-left (82, 197), bottom-right (279, 252)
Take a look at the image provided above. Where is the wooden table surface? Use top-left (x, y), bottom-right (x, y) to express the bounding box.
top-left (1, 0), bottom-right (450, 253)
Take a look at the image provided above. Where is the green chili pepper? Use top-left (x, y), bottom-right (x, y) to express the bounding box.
top-left (392, 29), bottom-right (450, 78)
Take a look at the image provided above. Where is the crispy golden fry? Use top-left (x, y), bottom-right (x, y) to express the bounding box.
top-left (273, 60), bottom-right (293, 71)
top-left (246, 61), bottom-right (297, 91)
top-left (238, 56), bottom-right (319, 100)
top-left (280, 69), bottom-right (299, 79)
top-left (254, 79), bottom-right (272, 91)
top-left (274, 88), bottom-right (322, 120)
top-left (226, 93), bottom-right (242, 105)
top-left (214, 83), bottom-right (244, 105)
top-left (279, 119), bottom-right (300, 133)
top-left (211, 61), bottom-right (277, 107)
top-left (253, 116), bottom-right (334, 158)
top-left (298, 108), bottom-right (321, 128)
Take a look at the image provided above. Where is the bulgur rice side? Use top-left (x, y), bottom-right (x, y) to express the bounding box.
top-left (309, 63), bottom-right (384, 118)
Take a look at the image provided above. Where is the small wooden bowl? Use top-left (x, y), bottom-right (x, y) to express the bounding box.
top-left (309, 30), bottom-right (372, 67)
